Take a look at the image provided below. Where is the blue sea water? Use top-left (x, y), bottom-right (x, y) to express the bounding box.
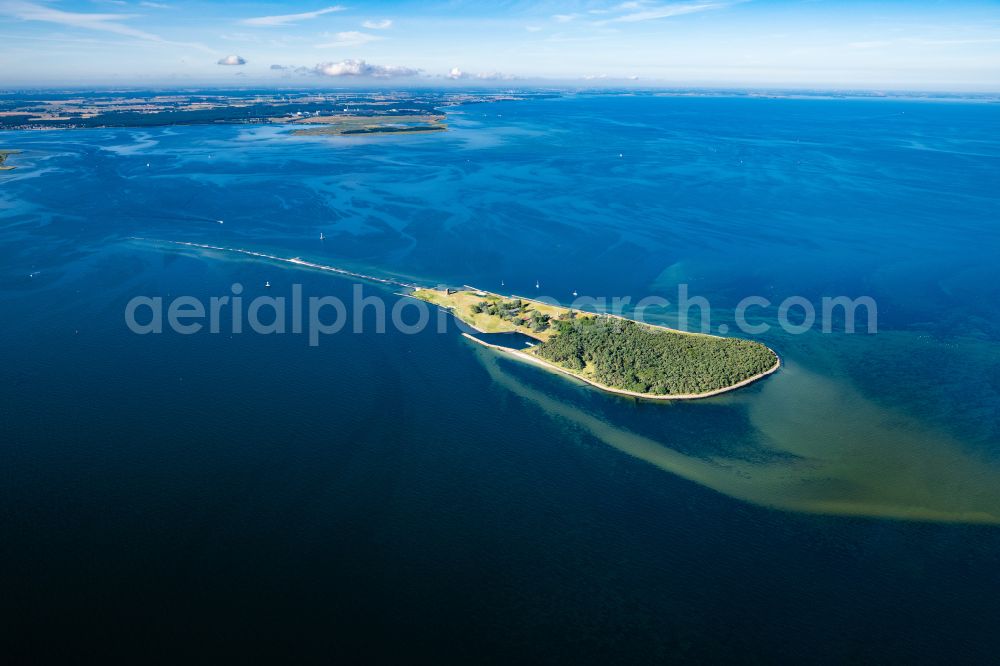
top-left (1, 94), bottom-right (999, 662)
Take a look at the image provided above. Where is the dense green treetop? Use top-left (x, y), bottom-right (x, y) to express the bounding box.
top-left (534, 317), bottom-right (776, 395)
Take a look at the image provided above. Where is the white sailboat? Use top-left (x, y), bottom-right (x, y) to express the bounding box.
top-left (265, 281), bottom-right (271, 288)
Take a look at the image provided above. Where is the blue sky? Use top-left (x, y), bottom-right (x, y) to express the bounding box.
top-left (1, 1), bottom-right (998, 89)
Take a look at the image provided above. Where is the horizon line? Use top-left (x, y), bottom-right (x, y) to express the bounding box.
top-left (0, 83), bottom-right (997, 96)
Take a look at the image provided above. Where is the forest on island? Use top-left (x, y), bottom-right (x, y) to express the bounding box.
top-left (533, 317), bottom-right (776, 395)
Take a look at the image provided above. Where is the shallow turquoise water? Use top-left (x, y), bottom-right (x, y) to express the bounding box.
top-left (1, 94), bottom-right (999, 661)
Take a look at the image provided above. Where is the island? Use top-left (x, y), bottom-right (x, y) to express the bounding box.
top-left (289, 114), bottom-right (446, 136)
top-left (411, 287), bottom-right (780, 400)
top-left (0, 150), bottom-right (19, 171)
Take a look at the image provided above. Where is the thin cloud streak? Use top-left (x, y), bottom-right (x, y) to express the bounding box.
top-left (0, 0), bottom-right (214, 53)
top-left (315, 31), bottom-right (382, 48)
top-left (240, 5), bottom-right (345, 27)
top-left (848, 37), bottom-right (1000, 49)
top-left (605, 1), bottom-right (737, 24)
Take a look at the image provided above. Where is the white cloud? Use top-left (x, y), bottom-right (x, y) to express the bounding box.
top-left (582, 73), bottom-right (640, 81)
top-left (475, 71), bottom-right (516, 81)
top-left (271, 64), bottom-right (312, 74)
top-left (553, 14), bottom-right (578, 23)
top-left (525, 25), bottom-right (542, 32)
top-left (448, 67), bottom-right (515, 81)
top-left (217, 54), bottom-right (246, 65)
top-left (315, 31), bottom-right (381, 48)
top-left (313, 59), bottom-right (419, 78)
top-left (139, 1), bottom-right (169, 8)
top-left (241, 5), bottom-right (344, 27)
top-left (361, 19), bottom-right (392, 30)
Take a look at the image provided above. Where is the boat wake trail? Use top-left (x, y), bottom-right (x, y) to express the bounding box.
top-left (129, 237), bottom-right (420, 290)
